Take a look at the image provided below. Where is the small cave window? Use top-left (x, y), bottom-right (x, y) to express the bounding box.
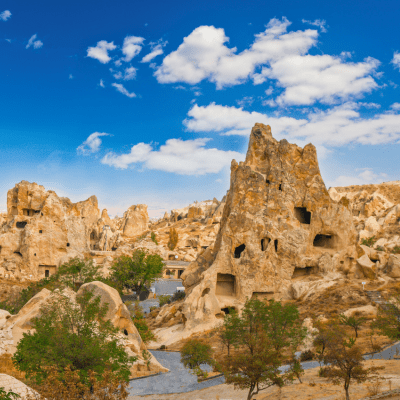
top-left (292, 266), bottom-right (314, 279)
top-left (45, 270), bottom-right (50, 278)
top-left (278, 184), bottom-right (282, 191)
top-left (39, 230), bottom-right (43, 233)
top-left (234, 244), bottom-right (246, 259)
top-left (34, 210), bottom-right (40, 214)
top-left (168, 254), bottom-right (176, 260)
top-left (178, 269), bottom-right (184, 278)
top-left (41, 212), bottom-right (43, 216)
top-left (34, 253), bottom-right (36, 256)
top-left (66, 243), bottom-right (70, 247)
top-left (177, 215), bottom-right (183, 221)
top-left (112, 247), bottom-right (117, 251)
top-left (266, 179), bottom-right (270, 184)
top-left (201, 246), bottom-right (208, 249)
top-left (13, 251), bottom-right (22, 257)
top-left (294, 207), bottom-right (311, 224)
top-left (261, 237), bottom-right (271, 251)
top-left (16, 221), bottom-right (28, 229)
top-left (274, 239), bottom-right (278, 252)
top-left (221, 307), bottom-right (236, 315)
top-left (123, 329), bottom-right (128, 336)
top-left (216, 273), bottom-right (236, 296)
top-left (313, 234), bottom-right (336, 249)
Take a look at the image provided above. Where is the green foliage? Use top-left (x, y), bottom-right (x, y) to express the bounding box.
top-left (372, 295), bottom-right (400, 340)
top-left (13, 289), bottom-right (135, 386)
top-left (361, 236), bottom-right (377, 248)
top-left (0, 387), bottom-right (20, 400)
top-left (170, 290), bottom-right (185, 302)
top-left (215, 298), bottom-right (305, 400)
top-left (339, 314), bottom-right (366, 338)
top-left (288, 357), bottom-right (304, 383)
top-left (55, 257), bottom-right (103, 290)
top-left (180, 339), bottom-right (213, 379)
top-left (132, 302), bottom-right (155, 344)
top-left (150, 232), bottom-right (158, 245)
top-left (110, 249), bottom-right (163, 294)
top-left (300, 350), bottom-right (314, 361)
top-left (391, 246), bottom-right (400, 254)
top-left (167, 228), bottom-right (178, 250)
top-left (136, 232), bottom-right (148, 242)
top-left (376, 246), bottom-right (385, 252)
top-left (158, 295), bottom-right (171, 307)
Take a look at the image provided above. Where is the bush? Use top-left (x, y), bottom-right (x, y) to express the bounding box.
top-left (300, 350), bottom-right (314, 361)
top-left (167, 228), bottom-right (178, 250)
top-left (361, 236), bottom-right (377, 248)
top-left (132, 302), bottom-right (155, 344)
top-left (150, 232), bottom-right (158, 245)
top-left (180, 339), bottom-right (213, 380)
top-left (170, 291), bottom-right (185, 302)
top-left (158, 295), bottom-right (171, 307)
top-left (392, 246), bottom-right (400, 254)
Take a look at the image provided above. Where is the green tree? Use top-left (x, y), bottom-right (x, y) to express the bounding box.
top-left (339, 314), bottom-right (366, 338)
top-left (150, 232), bottom-right (158, 245)
top-left (323, 332), bottom-right (382, 400)
top-left (180, 339), bottom-right (214, 380)
top-left (110, 249), bottom-right (163, 294)
top-left (167, 228), bottom-right (178, 250)
top-left (215, 299), bottom-right (301, 400)
top-left (132, 302), bottom-right (155, 344)
top-left (372, 294), bottom-right (400, 339)
top-left (56, 257), bottom-right (103, 289)
top-left (13, 289), bottom-right (135, 385)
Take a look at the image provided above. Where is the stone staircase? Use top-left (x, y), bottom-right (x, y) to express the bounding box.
top-left (365, 290), bottom-right (400, 320)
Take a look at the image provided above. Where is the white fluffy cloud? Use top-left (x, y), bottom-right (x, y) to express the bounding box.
top-left (184, 102), bottom-right (400, 149)
top-left (328, 168), bottom-right (388, 188)
top-left (155, 18), bottom-right (379, 106)
top-left (301, 19), bottom-right (328, 33)
top-left (112, 66), bottom-right (137, 80)
top-left (111, 83), bottom-right (136, 98)
top-left (122, 36), bottom-right (144, 62)
top-left (141, 44), bottom-right (165, 63)
top-left (392, 51), bottom-right (400, 71)
top-left (0, 10), bottom-right (11, 21)
top-left (26, 34), bottom-right (43, 49)
top-left (101, 138), bottom-right (243, 175)
top-left (77, 132), bottom-right (110, 155)
top-left (87, 40), bottom-right (116, 63)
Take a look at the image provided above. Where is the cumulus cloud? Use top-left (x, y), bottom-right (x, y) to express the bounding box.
top-left (112, 66), bottom-right (137, 80)
top-left (99, 79), bottom-right (105, 88)
top-left (155, 18), bottom-right (379, 106)
top-left (87, 40), bottom-right (116, 63)
top-left (122, 36), bottom-right (144, 62)
top-left (77, 132), bottom-right (110, 155)
top-left (391, 103), bottom-right (400, 110)
top-left (0, 10), bottom-right (11, 21)
top-left (101, 138), bottom-right (243, 175)
top-left (141, 40), bottom-right (167, 63)
top-left (111, 83), bottom-right (136, 98)
top-left (328, 168), bottom-right (388, 187)
top-left (184, 102), bottom-right (400, 149)
top-left (301, 19), bottom-right (328, 32)
top-left (392, 51), bottom-right (400, 71)
top-left (26, 34), bottom-right (43, 49)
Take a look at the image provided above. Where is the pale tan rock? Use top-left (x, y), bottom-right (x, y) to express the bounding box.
top-left (0, 310), bottom-right (11, 329)
top-left (121, 205), bottom-right (149, 238)
top-left (343, 305), bottom-right (378, 318)
top-left (356, 254), bottom-right (376, 279)
top-left (386, 254), bottom-right (400, 278)
top-left (365, 216), bottom-right (381, 235)
top-left (181, 123), bottom-right (357, 331)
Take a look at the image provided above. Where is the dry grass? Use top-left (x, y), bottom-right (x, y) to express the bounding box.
top-left (0, 354), bottom-right (25, 381)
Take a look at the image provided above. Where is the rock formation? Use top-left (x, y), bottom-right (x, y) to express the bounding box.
top-left (0, 281), bottom-right (167, 377)
top-left (180, 123), bottom-right (357, 330)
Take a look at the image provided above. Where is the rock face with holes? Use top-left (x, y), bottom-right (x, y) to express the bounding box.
top-left (180, 123), bottom-right (357, 330)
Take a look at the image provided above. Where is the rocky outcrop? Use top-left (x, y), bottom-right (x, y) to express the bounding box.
top-left (180, 123), bottom-right (357, 330)
top-left (0, 282), bottom-right (167, 377)
top-left (121, 205), bottom-right (149, 238)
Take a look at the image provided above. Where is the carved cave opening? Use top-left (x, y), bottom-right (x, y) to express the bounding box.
top-left (294, 207), bottom-right (311, 224)
top-left (292, 266), bottom-right (315, 279)
top-left (112, 247), bottom-right (117, 251)
top-left (234, 244), bottom-right (246, 259)
top-left (168, 254), bottom-right (176, 260)
top-left (266, 179), bottom-right (270, 184)
top-left (23, 209), bottom-right (36, 217)
top-left (261, 237), bottom-right (271, 251)
top-left (13, 251), bottom-right (22, 257)
top-left (124, 329), bottom-right (128, 336)
top-left (221, 306), bottom-right (236, 315)
top-left (16, 221), bottom-right (27, 229)
top-left (178, 269), bottom-right (184, 278)
top-left (67, 243), bottom-right (70, 247)
top-left (313, 234), bottom-right (336, 249)
top-left (279, 184), bottom-right (282, 191)
top-left (216, 273), bottom-right (236, 296)
top-left (274, 239), bottom-right (278, 252)
top-left (45, 270), bottom-right (50, 278)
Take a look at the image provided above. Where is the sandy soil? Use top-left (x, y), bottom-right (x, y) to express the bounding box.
top-left (128, 360), bottom-right (400, 400)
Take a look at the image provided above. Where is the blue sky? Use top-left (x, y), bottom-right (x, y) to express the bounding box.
top-left (1, 0), bottom-right (400, 217)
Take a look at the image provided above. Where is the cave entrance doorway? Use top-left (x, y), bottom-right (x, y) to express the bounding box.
top-left (261, 237), bottom-right (271, 251)
top-left (313, 234), bottom-right (336, 249)
top-left (294, 207), bottom-right (311, 224)
top-left (45, 270), bottom-right (50, 278)
top-left (16, 221), bottom-right (27, 229)
top-left (234, 244), bottom-right (245, 259)
top-left (216, 273), bottom-right (236, 297)
top-left (221, 307), bottom-right (236, 315)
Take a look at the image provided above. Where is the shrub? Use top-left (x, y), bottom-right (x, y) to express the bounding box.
top-left (132, 302), bottom-right (155, 344)
top-left (376, 246), bottom-right (385, 252)
top-left (180, 339), bottom-right (213, 380)
top-left (158, 295), bottom-right (171, 307)
top-left (300, 350), bottom-right (314, 361)
top-left (170, 291), bottom-right (185, 303)
top-left (150, 232), bottom-right (158, 245)
top-left (361, 236), bottom-right (377, 248)
top-left (167, 228), bottom-right (178, 250)
top-left (392, 246), bottom-right (400, 254)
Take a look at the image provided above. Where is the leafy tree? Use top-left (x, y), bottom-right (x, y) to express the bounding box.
top-left (167, 228), bottom-right (178, 250)
top-left (110, 249), bottom-right (163, 294)
top-left (55, 257), bottom-right (103, 289)
top-left (323, 331), bottom-right (383, 400)
top-left (180, 339), bottom-right (214, 380)
top-left (339, 314), bottom-right (366, 338)
top-left (218, 309), bottom-right (240, 357)
top-left (0, 387), bottom-right (20, 400)
top-left (372, 294), bottom-right (400, 339)
top-left (132, 302), bottom-right (155, 344)
top-left (215, 299), bottom-right (301, 400)
top-left (288, 357), bottom-right (304, 383)
top-left (13, 289), bottom-right (135, 385)
top-left (150, 232), bottom-right (158, 245)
